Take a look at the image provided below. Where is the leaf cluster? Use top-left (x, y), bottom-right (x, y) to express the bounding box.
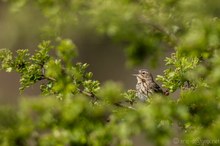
top-left (0, 39), bottom-right (99, 99)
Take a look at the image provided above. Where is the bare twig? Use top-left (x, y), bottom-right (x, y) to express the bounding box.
top-left (138, 16), bottom-right (169, 35)
top-left (79, 89), bottom-right (135, 110)
top-left (40, 75), bottom-right (56, 82)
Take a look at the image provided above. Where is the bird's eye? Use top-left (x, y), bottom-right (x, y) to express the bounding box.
top-left (142, 72), bottom-right (146, 75)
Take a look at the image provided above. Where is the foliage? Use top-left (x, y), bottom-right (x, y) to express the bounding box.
top-left (157, 53), bottom-right (199, 93)
top-left (0, 39), bottom-right (99, 99)
top-left (0, 0), bottom-right (220, 146)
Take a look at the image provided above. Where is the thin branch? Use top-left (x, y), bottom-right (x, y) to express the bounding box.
top-left (79, 89), bottom-right (135, 110)
top-left (40, 75), bottom-right (56, 82)
top-left (138, 15), bottom-right (178, 50)
top-left (39, 67), bottom-right (135, 110)
top-left (113, 102), bottom-right (136, 110)
top-left (79, 89), bottom-right (98, 101)
top-left (138, 16), bottom-right (169, 35)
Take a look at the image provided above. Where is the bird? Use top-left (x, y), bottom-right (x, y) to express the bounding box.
top-left (133, 69), bottom-right (168, 101)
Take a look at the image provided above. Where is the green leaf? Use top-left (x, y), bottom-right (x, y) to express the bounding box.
top-left (56, 39), bottom-right (77, 64)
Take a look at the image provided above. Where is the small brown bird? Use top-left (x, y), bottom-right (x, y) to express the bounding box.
top-left (133, 69), bottom-right (168, 101)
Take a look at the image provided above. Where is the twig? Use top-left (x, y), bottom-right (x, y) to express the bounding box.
top-left (79, 89), bottom-right (98, 101)
top-left (138, 15), bottom-right (178, 49)
top-left (40, 75), bottom-right (56, 82)
top-left (80, 89), bottom-right (135, 110)
top-left (138, 16), bottom-right (168, 35)
top-left (39, 67), bottom-right (135, 110)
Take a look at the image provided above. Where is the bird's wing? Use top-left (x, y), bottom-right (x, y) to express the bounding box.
top-left (152, 83), bottom-right (163, 93)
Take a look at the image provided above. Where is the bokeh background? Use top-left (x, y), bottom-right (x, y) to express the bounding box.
top-left (0, 1), bottom-right (170, 105)
top-left (1, 1), bottom-right (220, 146)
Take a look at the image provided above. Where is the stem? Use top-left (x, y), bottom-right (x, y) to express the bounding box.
top-left (78, 89), bottom-right (135, 110)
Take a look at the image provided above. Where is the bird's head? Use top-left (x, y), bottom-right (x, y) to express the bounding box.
top-left (133, 69), bottom-right (153, 83)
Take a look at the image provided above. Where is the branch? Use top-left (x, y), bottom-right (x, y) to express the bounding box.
top-left (138, 16), bottom-right (168, 35)
top-left (79, 89), bottom-right (98, 101)
top-left (40, 75), bottom-right (56, 82)
top-left (79, 89), bottom-right (135, 110)
top-left (138, 15), bottom-right (178, 49)
top-left (39, 66), bottom-right (135, 110)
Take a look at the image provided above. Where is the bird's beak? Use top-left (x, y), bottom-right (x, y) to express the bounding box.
top-left (132, 74), bottom-right (138, 77)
